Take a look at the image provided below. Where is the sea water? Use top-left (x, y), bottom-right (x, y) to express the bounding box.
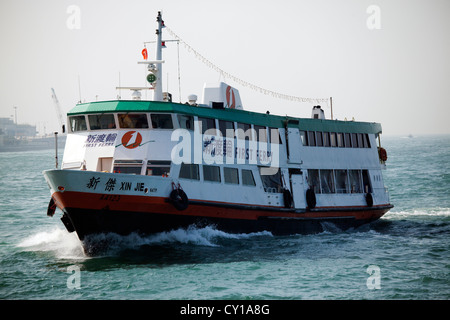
top-left (0, 135), bottom-right (449, 300)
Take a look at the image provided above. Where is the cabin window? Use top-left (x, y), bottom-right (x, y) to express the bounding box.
top-left (351, 133), bottom-right (358, 148)
top-left (254, 125), bottom-right (267, 143)
top-left (330, 132), bottom-right (337, 147)
top-left (236, 123), bottom-right (252, 140)
top-left (300, 131), bottom-right (308, 146)
top-left (178, 114), bottom-right (194, 130)
top-left (242, 169), bottom-right (256, 186)
top-left (218, 120), bottom-right (235, 138)
top-left (151, 114), bottom-right (173, 129)
top-left (69, 115), bottom-right (87, 132)
top-left (224, 167), bottom-right (239, 184)
top-left (357, 133), bottom-right (364, 148)
top-left (308, 131), bottom-right (316, 146)
top-left (307, 169), bottom-right (321, 194)
top-left (113, 160), bottom-right (143, 175)
top-left (179, 163), bottom-right (199, 180)
top-left (323, 132), bottom-right (330, 147)
top-left (344, 133), bottom-right (352, 148)
top-left (198, 117), bottom-right (216, 135)
top-left (316, 132), bottom-right (323, 147)
top-left (362, 170), bottom-right (372, 193)
top-left (118, 114), bottom-right (149, 129)
top-left (146, 160), bottom-right (171, 176)
top-left (259, 167), bottom-right (282, 193)
top-left (320, 169), bottom-right (335, 194)
top-left (203, 165), bottom-right (221, 182)
top-left (335, 170), bottom-right (349, 193)
top-left (337, 133), bottom-right (344, 147)
top-left (363, 134), bottom-right (371, 148)
top-left (269, 128), bottom-right (281, 144)
top-left (88, 114), bottom-right (116, 130)
top-left (349, 170), bottom-right (362, 193)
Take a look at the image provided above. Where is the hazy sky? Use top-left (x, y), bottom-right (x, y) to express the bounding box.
top-left (1, 0), bottom-right (449, 136)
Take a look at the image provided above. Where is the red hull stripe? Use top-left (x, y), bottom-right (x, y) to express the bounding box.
top-left (52, 191), bottom-right (390, 221)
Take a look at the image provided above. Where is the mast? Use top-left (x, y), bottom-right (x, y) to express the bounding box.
top-left (153, 11), bottom-right (164, 101)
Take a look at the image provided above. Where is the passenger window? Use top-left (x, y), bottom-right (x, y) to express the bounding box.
top-left (363, 134), bottom-right (371, 148)
top-left (308, 131), bottom-right (316, 146)
top-left (178, 114), bottom-right (194, 130)
top-left (242, 169), bottom-right (256, 186)
top-left (236, 123), bottom-right (252, 140)
top-left (337, 133), bottom-right (344, 148)
top-left (151, 114), bottom-right (173, 129)
top-left (349, 170), bottom-right (362, 193)
top-left (198, 117), bottom-right (216, 135)
top-left (345, 133), bottom-right (352, 147)
top-left (88, 114), bottom-right (116, 130)
top-left (323, 132), bottom-right (330, 147)
top-left (218, 120), bottom-right (235, 138)
top-left (69, 115), bottom-right (87, 132)
top-left (203, 165), bottom-right (221, 182)
top-left (224, 167), bottom-right (239, 184)
top-left (179, 163), bottom-right (200, 180)
top-left (330, 132), bottom-right (337, 147)
top-left (352, 133), bottom-right (358, 148)
top-left (300, 131), bottom-right (308, 146)
top-left (320, 169), bottom-right (335, 193)
top-left (269, 127), bottom-right (281, 144)
top-left (357, 133), bottom-right (364, 148)
top-left (147, 160), bottom-right (171, 176)
top-left (259, 167), bottom-right (282, 193)
top-left (254, 125), bottom-right (267, 143)
top-left (118, 114), bottom-right (149, 129)
top-left (113, 160), bottom-right (143, 175)
top-left (316, 132), bottom-right (323, 147)
top-left (335, 170), bottom-right (348, 193)
top-left (307, 169), bottom-right (321, 194)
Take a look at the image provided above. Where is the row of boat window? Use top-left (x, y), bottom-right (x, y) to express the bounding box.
top-left (179, 163), bottom-right (257, 187)
top-left (69, 113), bottom-right (281, 144)
top-left (300, 131), bottom-right (371, 148)
top-left (307, 169), bottom-right (372, 194)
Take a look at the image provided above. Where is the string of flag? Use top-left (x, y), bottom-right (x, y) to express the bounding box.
top-left (164, 25), bottom-right (329, 105)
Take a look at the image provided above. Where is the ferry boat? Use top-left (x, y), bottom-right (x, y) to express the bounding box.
top-left (44, 12), bottom-right (393, 249)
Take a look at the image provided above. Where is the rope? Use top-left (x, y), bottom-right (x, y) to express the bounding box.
top-left (165, 25), bottom-right (329, 105)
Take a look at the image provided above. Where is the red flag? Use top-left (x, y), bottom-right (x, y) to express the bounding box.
top-left (142, 47), bottom-right (148, 60)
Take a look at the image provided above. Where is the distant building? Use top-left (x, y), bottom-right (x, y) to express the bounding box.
top-left (0, 117), bottom-right (36, 137)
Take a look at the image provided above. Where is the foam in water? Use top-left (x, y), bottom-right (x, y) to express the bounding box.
top-left (17, 227), bottom-right (86, 260)
top-left (18, 225), bottom-right (273, 257)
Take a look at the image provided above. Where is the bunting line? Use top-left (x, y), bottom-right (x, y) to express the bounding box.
top-left (165, 25), bottom-right (329, 105)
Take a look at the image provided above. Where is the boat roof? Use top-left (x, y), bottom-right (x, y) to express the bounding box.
top-left (68, 100), bottom-right (382, 134)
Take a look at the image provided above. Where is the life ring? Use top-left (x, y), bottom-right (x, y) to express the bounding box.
top-left (365, 193), bottom-right (374, 207)
top-left (169, 188), bottom-right (189, 211)
top-left (378, 147), bottom-right (388, 162)
top-left (283, 189), bottom-right (293, 208)
top-left (306, 188), bottom-right (316, 209)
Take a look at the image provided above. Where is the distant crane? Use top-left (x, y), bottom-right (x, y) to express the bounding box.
top-left (51, 88), bottom-right (65, 133)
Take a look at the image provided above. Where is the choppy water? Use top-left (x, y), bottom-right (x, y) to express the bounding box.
top-left (1, 135), bottom-right (449, 300)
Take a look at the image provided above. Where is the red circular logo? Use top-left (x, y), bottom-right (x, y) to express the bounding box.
top-left (121, 131), bottom-right (142, 149)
